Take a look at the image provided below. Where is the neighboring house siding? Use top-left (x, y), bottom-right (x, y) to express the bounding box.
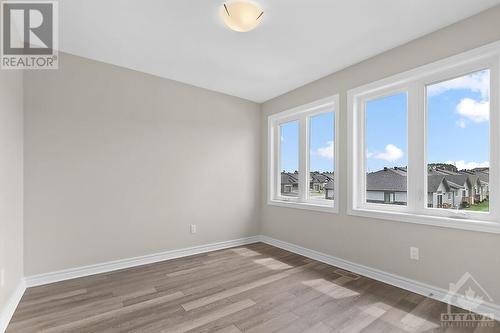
top-left (395, 191), bottom-right (407, 203)
top-left (429, 182), bottom-right (454, 208)
top-left (366, 190), bottom-right (384, 202)
top-left (454, 190), bottom-right (464, 207)
top-left (366, 190), bottom-right (407, 204)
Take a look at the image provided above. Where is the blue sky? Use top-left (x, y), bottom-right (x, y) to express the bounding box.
top-left (280, 121), bottom-right (299, 172)
top-left (365, 69), bottom-right (490, 172)
top-left (426, 70), bottom-right (490, 170)
top-left (280, 69), bottom-right (490, 173)
top-left (310, 112), bottom-right (334, 172)
top-left (365, 93), bottom-right (408, 172)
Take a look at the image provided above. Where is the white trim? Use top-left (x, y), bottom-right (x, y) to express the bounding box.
top-left (0, 280), bottom-right (26, 333)
top-left (267, 94), bottom-right (339, 213)
top-left (349, 207), bottom-right (500, 234)
top-left (348, 40), bottom-right (500, 97)
top-left (259, 235), bottom-right (500, 320)
top-left (347, 40), bottom-right (500, 233)
top-left (267, 199), bottom-right (338, 213)
top-left (25, 236), bottom-right (260, 288)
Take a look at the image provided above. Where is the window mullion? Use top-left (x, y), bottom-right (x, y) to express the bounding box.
top-left (358, 100), bottom-right (366, 207)
top-left (489, 59), bottom-right (499, 220)
top-left (299, 116), bottom-right (308, 202)
top-left (407, 82), bottom-right (425, 213)
top-left (274, 121), bottom-right (281, 200)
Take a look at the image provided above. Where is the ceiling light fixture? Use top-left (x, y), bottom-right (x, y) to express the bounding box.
top-left (221, 1), bottom-right (264, 32)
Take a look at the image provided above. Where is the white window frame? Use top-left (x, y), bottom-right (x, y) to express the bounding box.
top-left (348, 41), bottom-right (500, 234)
top-left (356, 87), bottom-right (410, 214)
top-left (268, 95), bottom-right (339, 213)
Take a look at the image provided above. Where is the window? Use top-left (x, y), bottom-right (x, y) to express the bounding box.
top-left (365, 93), bottom-right (408, 206)
top-left (427, 70), bottom-right (490, 212)
top-left (309, 112), bottom-right (335, 202)
top-left (279, 121), bottom-right (299, 198)
top-left (348, 42), bottom-right (500, 232)
top-left (268, 95), bottom-right (339, 212)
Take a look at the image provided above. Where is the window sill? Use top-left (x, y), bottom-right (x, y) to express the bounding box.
top-left (268, 199), bottom-right (338, 213)
top-left (347, 207), bottom-right (500, 234)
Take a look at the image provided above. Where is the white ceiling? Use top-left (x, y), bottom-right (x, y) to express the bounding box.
top-left (60, 0), bottom-right (500, 103)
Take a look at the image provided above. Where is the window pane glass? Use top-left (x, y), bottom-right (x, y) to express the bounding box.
top-left (365, 93), bottom-right (408, 205)
top-left (280, 120), bottom-right (299, 197)
top-left (426, 69), bottom-right (490, 212)
top-left (309, 112), bottom-right (334, 202)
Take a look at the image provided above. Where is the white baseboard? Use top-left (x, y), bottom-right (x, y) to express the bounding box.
top-left (0, 280), bottom-right (26, 333)
top-left (259, 235), bottom-right (500, 320)
top-left (25, 236), bottom-right (260, 288)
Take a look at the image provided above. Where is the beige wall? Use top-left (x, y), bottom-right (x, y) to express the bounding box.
top-left (24, 53), bottom-right (260, 275)
top-left (261, 7), bottom-right (500, 300)
top-left (0, 71), bottom-right (24, 313)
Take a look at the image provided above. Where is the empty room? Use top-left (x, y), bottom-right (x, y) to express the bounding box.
top-left (2, 1), bottom-right (500, 332)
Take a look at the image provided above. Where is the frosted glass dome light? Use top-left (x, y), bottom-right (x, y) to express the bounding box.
top-left (221, 2), bottom-right (264, 32)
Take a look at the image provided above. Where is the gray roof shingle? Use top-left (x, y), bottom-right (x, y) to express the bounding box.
top-left (430, 169), bottom-right (471, 188)
top-left (281, 172), bottom-right (298, 185)
top-left (366, 167), bottom-right (407, 191)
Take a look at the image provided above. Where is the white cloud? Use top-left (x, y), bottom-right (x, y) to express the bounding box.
top-left (317, 141), bottom-right (334, 160)
top-left (370, 144), bottom-right (404, 162)
top-left (427, 70), bottom-right (490, 124)
top-left (445, 160), bottom-right (490, 170)
top-left (456, 98), bottom-right (489, 123)
top-left (456, 118), bottom-right (466, 129)
top-left (427, 70), bottom-right (490, 99)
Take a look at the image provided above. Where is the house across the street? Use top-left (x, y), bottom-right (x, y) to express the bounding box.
top-left (280, 171), bottom-right (334, 199)
top-left (364, 167), bottom-right (489, 209)
top-left (366, 167), bottom-right (407, 205)
top-left (279, 167), bottom-right (489, 207)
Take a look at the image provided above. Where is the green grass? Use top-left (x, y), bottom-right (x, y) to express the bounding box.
top-left (464, 200), bottom-right (489, 212)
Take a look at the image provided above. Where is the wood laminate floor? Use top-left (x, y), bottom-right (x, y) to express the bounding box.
top-left (7, 243), bottom-right (499, 332)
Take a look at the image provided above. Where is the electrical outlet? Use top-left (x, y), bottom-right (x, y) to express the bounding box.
top-left (410, 247), bottom-right (419, 260)
top-left (190, 224), bottom-right (197, 234)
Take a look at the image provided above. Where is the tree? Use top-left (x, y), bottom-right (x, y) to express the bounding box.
top-left (427, 163), bottom-right (458, 172)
